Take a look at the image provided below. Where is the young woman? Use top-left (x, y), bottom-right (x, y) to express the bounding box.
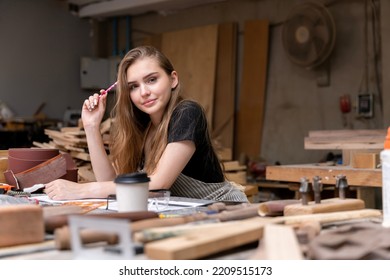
top-left (45, 46), bottom-right (248, 203)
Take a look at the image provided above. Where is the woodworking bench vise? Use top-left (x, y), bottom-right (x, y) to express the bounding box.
top-left (284, 175), bottom-right (365, 216)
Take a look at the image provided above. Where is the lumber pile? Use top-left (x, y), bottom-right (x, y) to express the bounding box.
top-left (32, 118), bottom-right (112, 182)
top-left (218, 150), bottom-right (259, 202)
top-left (304, 129), bottom-right (385, 208)
top-left (0, 150), bottom-right (8, 183)
top-left (304, 129), bottom-right (385, 167)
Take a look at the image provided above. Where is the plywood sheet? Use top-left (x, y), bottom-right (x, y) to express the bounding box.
top-left (161, 24), bottom-right (218, 123)
top-left (235, 20), bottom-right (269, 159)
top-left (212, 22), bottom-right (237, 150)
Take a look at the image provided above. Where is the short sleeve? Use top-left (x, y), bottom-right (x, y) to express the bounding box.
top-left (168, 101), bottom-right (206, 146)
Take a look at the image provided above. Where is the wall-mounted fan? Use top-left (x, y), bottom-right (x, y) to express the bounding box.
top-left (282, 1), bottom-right (336, 69)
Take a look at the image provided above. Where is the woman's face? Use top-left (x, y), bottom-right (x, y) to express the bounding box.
top-left (126, 57), bottom-right (178, 123)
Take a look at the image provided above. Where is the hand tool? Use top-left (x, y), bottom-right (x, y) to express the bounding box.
top-left (158, 207), bottom-right (217, 218)
top-left (54, 212), bottom-right (208, 250)
top-left (335, 174), bottom-right (348, 199)
top-left (144, 209), bottom-right (382, 260)
top-left (45, 210), bottom-right (158, 233)
top-left (312, 176), bottom-right (322, 204)
top-left (53, 205), bottom-right (264, 250)
top-left (133, 219), bottom-right (222, 243)
top-left (257, 199), bottom-right (300, 216)
top-left (0, 183), bottom-right (13, 194)
top-left (207, 202), bottom-right (251, 212)
top-left (299, 177), bottom-right (310, 205)
top-left (69, 215), bottom-right (133, 260)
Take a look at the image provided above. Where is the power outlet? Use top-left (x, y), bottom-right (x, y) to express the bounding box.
top-left (357, 93), bottom-right (374, 118)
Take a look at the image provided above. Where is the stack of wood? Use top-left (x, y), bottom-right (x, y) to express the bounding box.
top-left (217, 148), bottom-right (259, 202)
top-left (304, 129), bottom-right (385, 167)
top-left (32, 118), bottom-right (112, 182)
top-left (0, 150), bottom-right (8, 183)
top-left (304, 129), bottom-right (385, 208)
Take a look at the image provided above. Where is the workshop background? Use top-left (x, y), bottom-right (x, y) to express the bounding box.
top-left (0, 0), bottom-right (388, 167)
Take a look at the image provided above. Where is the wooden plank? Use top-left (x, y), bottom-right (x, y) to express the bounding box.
top-left (142, 34), bottom-right (162, 50)
top-left (266, 164), bottom-right (382, 187)
top-left (60, 127), bottom-right (85, 135)
top-left (280, 209), bottom-right (382, 226)
top-left (0, 240), bottom-right (56, 259)
top-left (225, 171), bottom-right (247, 185)
top-left (145, 209), bottom-right (382, 260)
top-left (216, 147), bottom-right (232, 161)
top-left (235, 20), bottom-right (269, 159)
top-left (222, 161), bottom-right (246, 171)
top-left (356, 187), bottom-right (377, 209)
top-left (212, 22), bottom-right (237, 151)
top-left (0, 158), bottom-right (8, 183)
top-left (0, 150), bottom-right (8, 157)
top-left (351, 152), bottom-right (380, 169)
top-left (305, 136), bottom-right (385, 150)
top-left (78, 164), bottom-right (96, 182)
top-left (244, 184), bottom-right (259, 196)
top-left (70, 151), bottom-right (91, 161)
top-left (100, 118), bottom-right (112, 134)
top-left (343, 149), bottom-right (381, 166)
top-left (161, 24), bottom-right (218, 124)
top-left (0, 205), bottom-right (45, 248)
top-left (144, 217), bottom-right (268, 260)
top-left (262, 224), bottom-right (303, 260)
top-left (283, 198), bottom-right (365, 216)
top-left (308, 129), bottom-right (386, 137)
top-left (305, 135), bottom-right (385, 144)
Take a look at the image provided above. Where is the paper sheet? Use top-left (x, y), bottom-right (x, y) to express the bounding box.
top-left (30, 195), bottom-right (197, 212)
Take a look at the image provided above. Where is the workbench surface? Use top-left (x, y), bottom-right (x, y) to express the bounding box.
top-left (266, 164), bottom-right (381, 187)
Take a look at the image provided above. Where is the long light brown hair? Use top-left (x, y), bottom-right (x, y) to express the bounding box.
top-left (109, 46), bottom-right (182, 175)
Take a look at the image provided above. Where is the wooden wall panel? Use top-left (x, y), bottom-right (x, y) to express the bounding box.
top-left (161, 24), bottom-right (219, 123)
top-left (212, 22), bottom-right (238, 155)
top-left (235, 20), bottom-right (269, 160)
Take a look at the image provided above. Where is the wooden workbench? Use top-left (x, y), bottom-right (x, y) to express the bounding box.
top-left (266, 164), bottom-right (382, 187)
top-left (266, 164), bottom-right (382, 208)
top-left (264, 129), bottom-right (385, 207)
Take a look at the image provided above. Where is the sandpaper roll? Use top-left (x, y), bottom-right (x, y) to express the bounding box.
top-left (45, 210), bottom-right (158, 233)
top-left (8, 148), bottom-right (59, 173)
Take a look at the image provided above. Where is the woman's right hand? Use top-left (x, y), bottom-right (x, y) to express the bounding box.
top-left (81, 90), bottom-right (107, 129)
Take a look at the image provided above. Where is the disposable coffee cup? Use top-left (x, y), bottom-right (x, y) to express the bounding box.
top-left (114, 172), bottom-right (150, 212)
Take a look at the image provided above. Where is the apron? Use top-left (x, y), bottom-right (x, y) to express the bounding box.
top-left (170, 173), bottom-right (249, 203)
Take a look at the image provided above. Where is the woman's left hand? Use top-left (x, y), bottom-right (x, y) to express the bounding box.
top-left (44, 179), bottom-right (86, 200)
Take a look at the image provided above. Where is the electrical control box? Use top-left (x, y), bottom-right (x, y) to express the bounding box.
top-left (357, 93), bottom-right (374, 118)
top-left (80, 57), bottom-right (109, 89)
top-left (80, 56), bottom-right (121, 90)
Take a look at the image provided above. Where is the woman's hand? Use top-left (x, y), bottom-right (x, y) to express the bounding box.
top-left (45, 179), bottom-right (87, 200)
top-left (82, 90), bottom-right (107, 130)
